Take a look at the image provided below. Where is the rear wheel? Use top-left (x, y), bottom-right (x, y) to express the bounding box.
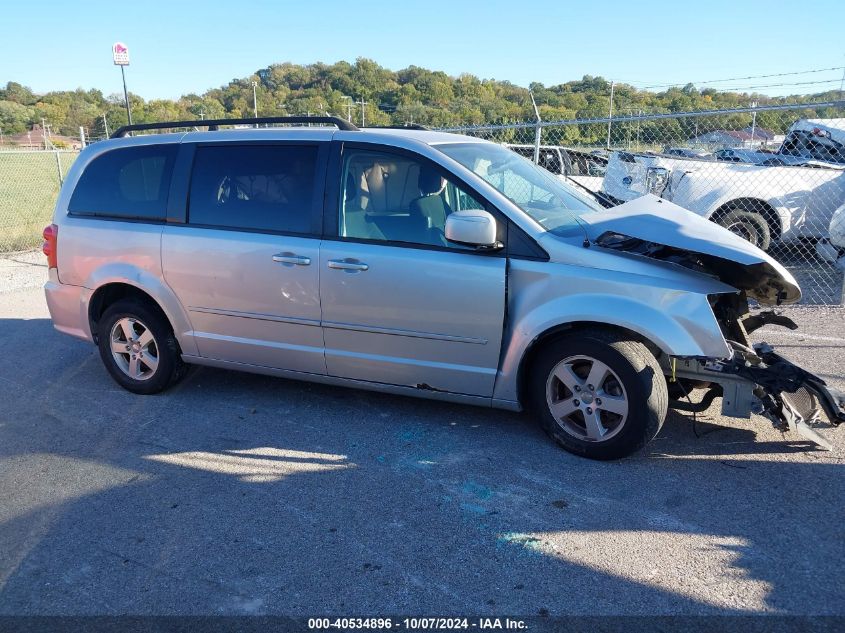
top-left (97, 299), bottom-right (186, 394)
top-left (716, 208), bottom-right (772, 251)
top-left (529, 329), bottom-right (668, 460)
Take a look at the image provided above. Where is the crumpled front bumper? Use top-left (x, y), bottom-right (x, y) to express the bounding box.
top-left (670, 340), bottom-right (844, 450)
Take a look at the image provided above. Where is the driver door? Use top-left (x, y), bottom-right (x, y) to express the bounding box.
top-left (318, 143), bottom-right (507, 397)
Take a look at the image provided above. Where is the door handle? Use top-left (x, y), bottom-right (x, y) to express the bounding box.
top-left (328, 259), bottom-right (369, 272)
top-left (272, 253), bottom-right (311, 266)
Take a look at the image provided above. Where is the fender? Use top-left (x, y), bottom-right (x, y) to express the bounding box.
top-left (82, 263), bottom-right (199, 356)
top-left (493, 289), bottom-right (731, 405)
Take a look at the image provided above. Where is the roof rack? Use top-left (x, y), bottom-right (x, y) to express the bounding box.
top-left (110, 115), bottom-right (359, 139)
top-left (368, 124), bottom-right (431, 131)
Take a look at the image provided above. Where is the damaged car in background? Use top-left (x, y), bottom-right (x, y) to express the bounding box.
top-left (44, 121), bottom-right (844, 460)
top-left (506, 143), bottom-right (608, 194)
top-left (601, 118), bottom-right (845, 251)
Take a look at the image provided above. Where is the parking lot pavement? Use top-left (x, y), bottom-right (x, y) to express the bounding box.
top-left (0, 278), bottom-right (843, 617)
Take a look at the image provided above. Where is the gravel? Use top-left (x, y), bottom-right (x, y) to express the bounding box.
top-left (0, 250), bottom-right (47, 294)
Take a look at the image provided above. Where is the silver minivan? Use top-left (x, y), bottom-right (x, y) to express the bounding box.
top-left (43, 116), bottom-right (844, 459)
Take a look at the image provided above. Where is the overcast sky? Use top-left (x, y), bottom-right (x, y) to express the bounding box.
top-left (2, 0), bottom-right (843, 100)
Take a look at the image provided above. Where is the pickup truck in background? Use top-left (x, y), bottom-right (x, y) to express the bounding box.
top-left (506, 144), bottom-right (608, 194)
top-left (602, 118), bottom-right (845, 251)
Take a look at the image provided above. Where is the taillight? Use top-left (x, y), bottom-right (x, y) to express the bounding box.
top-left (42, 224), bottom-right (58, 269)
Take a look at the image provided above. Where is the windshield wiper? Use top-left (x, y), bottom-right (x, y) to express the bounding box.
top-left (563, 175), bottom-right (617, 209)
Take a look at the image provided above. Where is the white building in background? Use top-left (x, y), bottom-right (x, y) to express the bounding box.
top-left (689, 126), bottom-right (777, 149)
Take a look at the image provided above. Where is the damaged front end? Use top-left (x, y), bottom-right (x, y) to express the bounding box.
top-left (582, 196), bottom-right (844, 448)
top-left (671, 294), bottom-right (845, 449)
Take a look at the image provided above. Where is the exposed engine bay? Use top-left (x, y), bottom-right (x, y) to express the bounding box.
top-left (595, 231), bottom-right (798, 304)
top-left (594, 230), bottom-right (845, 449)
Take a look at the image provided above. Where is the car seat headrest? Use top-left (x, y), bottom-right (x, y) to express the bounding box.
top-left (418, 166), bottom-right (444, 196)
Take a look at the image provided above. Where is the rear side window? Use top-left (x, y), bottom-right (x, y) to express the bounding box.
top-left (68, 145), bottom-right (177, 220)
top-left (188, 144), bottom-right (318, 234)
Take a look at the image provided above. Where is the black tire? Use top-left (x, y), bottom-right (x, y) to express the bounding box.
top-left (97, 299), bottom-right (186, 395)
top-left (528, 328), bottom-right (668, 460)
top-left (716, 208), bottom-right (772, 251)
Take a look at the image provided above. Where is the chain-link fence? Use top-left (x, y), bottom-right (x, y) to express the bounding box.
top-left (443, 101), bottom-right (845, 305)
top-left (3, 103), bottom-right (845, 305)
top-left (0, 149), bottom-right (78, 252)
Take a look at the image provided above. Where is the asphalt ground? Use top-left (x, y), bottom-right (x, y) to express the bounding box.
top-left (0, 254), bottom-right (843, 616)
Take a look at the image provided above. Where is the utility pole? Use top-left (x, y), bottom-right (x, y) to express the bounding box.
top-left (41, 117), bottom-right (48, 150)
top-left (357, 99), bottom-right (367, 127)
top-left (606, 80), bottom-right (615, 149)
top-left (199, 107), bottom-right (205, 120)
top-left (839, 63), bottom-right (844, 100)
top-left (252, 81), bottom-right (259, 124)
top-left (79, 126), bottom-right (86, 149)
top-left (529, 90), bottom-right (542, 165)
top-left (342, 96), bottom-right (353, 122)
top-left (102, 113), bottom-right (110, 138)
top-left (750, 101), bottom-right (758, 147)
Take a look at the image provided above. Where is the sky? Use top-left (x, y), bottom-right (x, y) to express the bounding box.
top-left (2, 0), bottom-right (844, 100)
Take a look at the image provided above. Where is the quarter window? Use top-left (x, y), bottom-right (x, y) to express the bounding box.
top-left (68, 145), bottom-right (177, 220)
top-left (188, 144), bottom-right (319, 234)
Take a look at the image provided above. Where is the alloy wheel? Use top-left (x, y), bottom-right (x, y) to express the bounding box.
top-left (545, 355), bottom-right (629, 442)
top-left (109, 317), bottom-right (159, 381)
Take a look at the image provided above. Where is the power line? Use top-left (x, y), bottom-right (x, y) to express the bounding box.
top-left (620, 66), bottom-right (845, 90)
top-left (698, 79), bottom-right (842, 92)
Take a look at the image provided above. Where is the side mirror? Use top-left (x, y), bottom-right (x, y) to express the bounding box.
top-left (445, 209), bottom-right (501, 249)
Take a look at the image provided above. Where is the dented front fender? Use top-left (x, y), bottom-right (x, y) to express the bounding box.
top-left (493, 257), bottom-right (732, 404)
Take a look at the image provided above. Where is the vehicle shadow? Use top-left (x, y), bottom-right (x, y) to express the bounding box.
top-left (1, 317), bottom-right (843, 615)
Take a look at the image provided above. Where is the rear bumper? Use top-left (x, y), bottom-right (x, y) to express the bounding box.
top-left (44, 270), bottom-right (92, 342)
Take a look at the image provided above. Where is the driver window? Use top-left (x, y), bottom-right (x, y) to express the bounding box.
top-left (339, 149), bottom-right (484, 248)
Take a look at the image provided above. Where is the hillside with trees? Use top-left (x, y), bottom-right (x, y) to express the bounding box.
top-left (1, 58), bottom-right (842, 144)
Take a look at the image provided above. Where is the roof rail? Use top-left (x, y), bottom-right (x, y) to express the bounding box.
top-left (110, 115), bottom-right (359, 139)
top-left (368, 124), bottom-right (431, 131)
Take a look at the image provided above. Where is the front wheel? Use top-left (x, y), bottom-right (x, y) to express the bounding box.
top-left (529, 329), bottom-right (668, 460)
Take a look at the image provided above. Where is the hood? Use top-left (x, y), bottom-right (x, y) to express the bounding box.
top-left (576, 194), bottom-right (801, 305)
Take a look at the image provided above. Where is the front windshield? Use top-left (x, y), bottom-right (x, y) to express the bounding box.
top-left (437, 142), bottom-right (602, 232)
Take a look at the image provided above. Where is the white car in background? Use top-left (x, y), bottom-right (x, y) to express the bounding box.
top-left (507, 144), bottom-right (607, 194)
top-left (602, 118), bottom-right (845, 251)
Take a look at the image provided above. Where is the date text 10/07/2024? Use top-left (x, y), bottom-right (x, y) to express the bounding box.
top-left (307, 618), bottom-right (529, 630)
